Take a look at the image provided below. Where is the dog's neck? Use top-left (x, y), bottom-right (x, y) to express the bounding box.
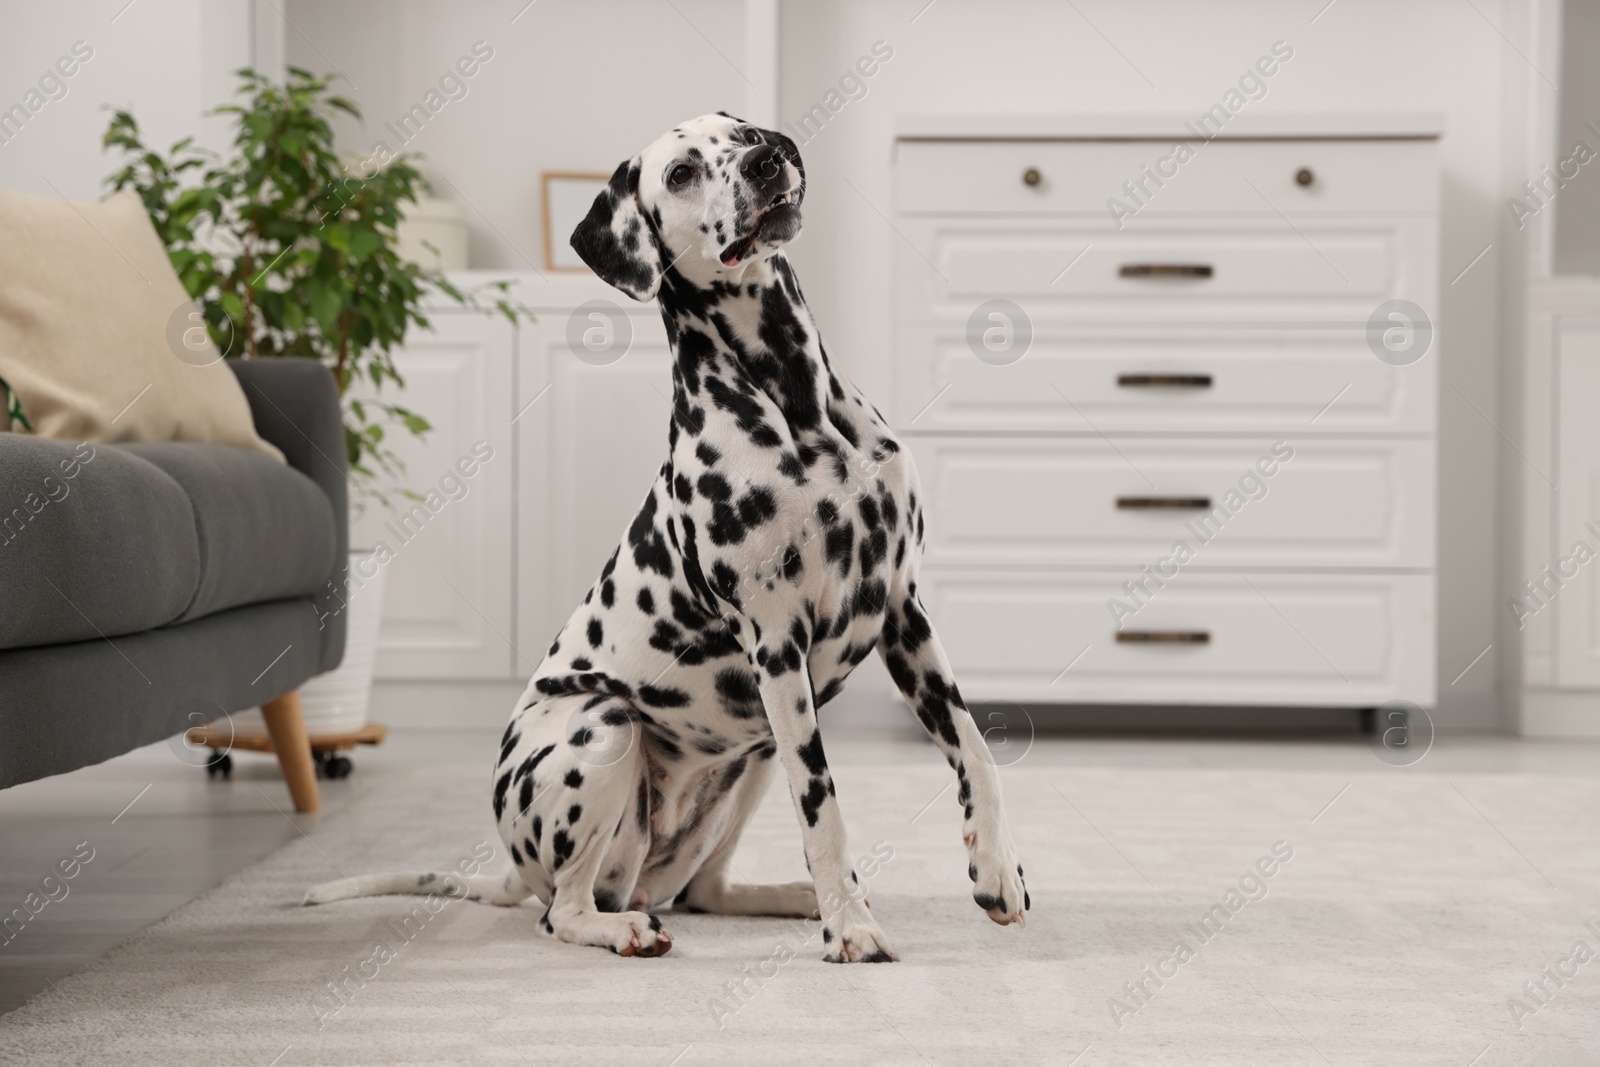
top-left (657, 251), bottom-right (838, 439)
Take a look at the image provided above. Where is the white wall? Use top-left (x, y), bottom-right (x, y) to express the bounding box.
top-left (283, 0), bottom-right (751, 271)
top-left (779, 0), bottom-right (1513, 732)
top-left (0, 0), bottom-right (251, 200)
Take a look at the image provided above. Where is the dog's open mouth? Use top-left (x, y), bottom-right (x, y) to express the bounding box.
top-left (720, 192), bottom-right (802, 266)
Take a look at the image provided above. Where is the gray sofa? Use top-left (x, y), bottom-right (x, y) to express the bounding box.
top-left (0, 359), bottom-right (347, 809)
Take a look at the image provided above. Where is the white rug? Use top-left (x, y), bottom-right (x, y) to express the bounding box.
top-left (2, 753), bottom-right (1597, 1066)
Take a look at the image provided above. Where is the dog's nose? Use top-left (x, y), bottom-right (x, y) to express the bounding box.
top-left (740, 144), bottom-right (789, 193)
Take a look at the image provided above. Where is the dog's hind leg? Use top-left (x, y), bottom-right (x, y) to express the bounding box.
top-left (677, 750), bottom-right (818, 918)
top-left (501, 694), bottom-right (669, 956)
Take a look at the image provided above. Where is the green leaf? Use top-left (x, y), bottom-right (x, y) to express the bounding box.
top-left (348, 225), bottom-right (380, 261)
top-left (322, 223), bottom-right (351, 254)
top-left (310, 284), bottom-right (342, 332)
top-left (102, 65), bottom-right (536, 505)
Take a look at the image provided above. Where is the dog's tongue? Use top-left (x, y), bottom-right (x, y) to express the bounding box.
top-left (720, 235), bottom-right (753, 266)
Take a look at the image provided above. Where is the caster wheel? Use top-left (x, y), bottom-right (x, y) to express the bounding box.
top-left (206, 751), bottom-right (232, 779)
top-left (323, 755), bottom-right (353, 779)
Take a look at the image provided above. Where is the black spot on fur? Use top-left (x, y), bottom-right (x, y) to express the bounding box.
top-left (715, 667), bottom-right (763, 718)
top-left (551, 828), bottom-right (574, 870)
top-left (498, 728), bottom-right (520, 767)
top-left (800, 777), bottom-right (828, 827)
top-left (797, 731), bottom-right (827, 775)
top-left (493, 769), bottom-right (513, 820)
top-left (639, 684), bottom-right (691, 708)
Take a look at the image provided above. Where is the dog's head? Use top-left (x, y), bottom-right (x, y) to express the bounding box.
top-left (570, 112), bottom-right (805, 302)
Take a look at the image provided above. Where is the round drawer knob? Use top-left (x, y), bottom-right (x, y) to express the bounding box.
top-left (1022, 167), bottom-right (1042, 187)
top-left (1295, 167), bottom-right (1315, 187)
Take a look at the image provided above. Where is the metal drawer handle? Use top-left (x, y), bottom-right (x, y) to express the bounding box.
top-left (1022, 167), bottom-right (1042, 187)
top-left (1119, 263), bottom-right (1214, 279)
top-left (1117, 496), bottom-right (1212, 510)
top-left (1117, 374), bottom-right (1213, 388)
top-left (1117, 630), bottom-right (1211, 644)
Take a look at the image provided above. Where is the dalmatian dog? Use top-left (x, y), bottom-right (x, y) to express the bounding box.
top-left (306, 113), bottom-right (1027, 961)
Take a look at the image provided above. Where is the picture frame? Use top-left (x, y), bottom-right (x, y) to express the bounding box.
top-left (541, 171), bottom-right (611, 272)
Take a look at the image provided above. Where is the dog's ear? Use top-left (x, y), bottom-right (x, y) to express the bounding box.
top-left (570, 158), bottom-right (663, 302)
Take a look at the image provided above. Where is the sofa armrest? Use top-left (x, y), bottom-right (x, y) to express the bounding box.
top-left (228, 358), bottom-right (348, 675)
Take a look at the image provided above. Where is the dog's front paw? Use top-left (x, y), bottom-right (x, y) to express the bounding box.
top-left (821, 905), bottom-right (897, 963)
top-left (966, 832), bottom-right (1029, 927)
top-left (607, 912), bottom-right (674, 958)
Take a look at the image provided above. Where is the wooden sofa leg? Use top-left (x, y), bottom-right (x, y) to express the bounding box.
top-left (261, 690), bottom-right (321, 813)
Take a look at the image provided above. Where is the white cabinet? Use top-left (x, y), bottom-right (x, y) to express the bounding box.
top-left (358, 276), bottom-right (673, 686)
top-left (512, 301), bottom-right (673, 677)
top-left (894, 115), bottom-right (1442, 710)
top-left (1515, 299), bottom-right (1600, 734)
top-left (350, 311), bottom-right (515, 680)
top-left (1518, 310), bottom-right (1600, 721)
top-left (1555, 323), bottom-right (1600, 687)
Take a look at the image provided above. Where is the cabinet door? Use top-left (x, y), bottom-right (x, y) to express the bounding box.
top-left (1555, 320), bottom-right (1600, 686)
top-left (515, 306), bottom-right (673, 676)
top-left (350, 312), bottom-right (515, 680)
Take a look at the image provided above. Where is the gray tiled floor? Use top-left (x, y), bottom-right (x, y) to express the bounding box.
top-left (4, 725), bottom-right (1599, 1018)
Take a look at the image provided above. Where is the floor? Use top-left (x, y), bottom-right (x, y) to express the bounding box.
top-left (3, 726), bottom-right (1600, 1062)
top-left (0, 730), bottom-right (496, 1015)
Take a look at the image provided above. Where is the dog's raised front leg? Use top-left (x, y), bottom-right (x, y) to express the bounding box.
top-left (880, 587), bottom-right (1029, 927)
top-left (746, 620), bottom-right (895, 962)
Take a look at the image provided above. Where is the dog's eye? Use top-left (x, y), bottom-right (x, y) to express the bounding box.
top-left (668, 164), bottom-right (694, 187)
top-left (740, 127), bottom-right (764, 146)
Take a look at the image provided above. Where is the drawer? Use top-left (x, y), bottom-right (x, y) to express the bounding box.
top-left (894, 328), bottom-right (1436, 433)
top-left (895, 138), bottom-right (1440, 216)
top-left (895, 217), bottom-right (1437, 327)
top-left (906, 437), bottom-right (1435, 569)
top-left (916, 570), bottom-right (1436, 707)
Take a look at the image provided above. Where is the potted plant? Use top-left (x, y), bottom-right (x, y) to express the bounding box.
top-left (104, 67), bottom-right (528, 732)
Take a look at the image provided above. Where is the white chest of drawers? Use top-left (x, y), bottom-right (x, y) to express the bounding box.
top-left (892, 114), bottom-right (1442, 710)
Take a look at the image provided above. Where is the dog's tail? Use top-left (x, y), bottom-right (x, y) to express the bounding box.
top-left (303, 868), bottom-right (537, 908)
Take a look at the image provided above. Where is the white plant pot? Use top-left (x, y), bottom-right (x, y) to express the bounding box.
top-left (225, 553), bottom-right (386, 738)
top-left (296, 548), bottom-right (387, 734)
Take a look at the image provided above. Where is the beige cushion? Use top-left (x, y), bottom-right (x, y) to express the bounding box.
top-left (0, 187), bottom-right (282, 461)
